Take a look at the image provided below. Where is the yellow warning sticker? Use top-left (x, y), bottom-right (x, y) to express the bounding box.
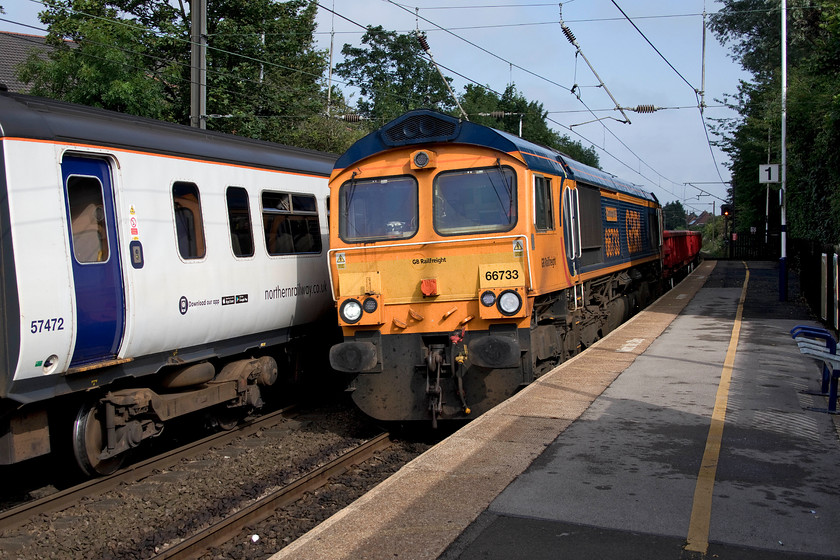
top-left (513, 239), bottom-right (524, 257)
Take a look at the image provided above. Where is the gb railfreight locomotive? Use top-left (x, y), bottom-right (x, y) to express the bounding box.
top-left (327, 109), bottom-right (696, 426)
top-left (0, 92), bottom-right (334, 475)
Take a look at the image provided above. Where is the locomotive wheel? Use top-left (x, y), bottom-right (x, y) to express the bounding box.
top-left (72, 402), bottom-right (125, 476)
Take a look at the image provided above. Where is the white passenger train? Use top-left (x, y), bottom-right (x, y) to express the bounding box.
top-left (0, 91), bottom-right (335, 475)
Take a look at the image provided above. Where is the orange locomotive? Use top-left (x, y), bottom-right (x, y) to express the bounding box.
top-left (327, 110), bottom-right (664, 426)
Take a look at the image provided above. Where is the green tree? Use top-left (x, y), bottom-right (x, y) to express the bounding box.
top-left (293, 87), bottom-right (368, 153)
top-left (701, 214), bottom-right (727, 256)
top-left (709, 0), bottom-right (840, 244)
top-left (460, 84), bottom-right (600, 168)
top-left (202, 0), bottom-right (328, 147)
top-left (334, 26), bottom-right (454, 124)
top-left (19, 0), bottom-right (337, 151)
top-left (663, 201), bottom-right (688, 230)
top-left (19, 0), bottom-right (180, 120)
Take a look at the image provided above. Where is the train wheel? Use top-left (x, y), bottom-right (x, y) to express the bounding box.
top-left (72, 402), bottom-right (124, 476)
top-left (211, 406), bottom-right (242, 431)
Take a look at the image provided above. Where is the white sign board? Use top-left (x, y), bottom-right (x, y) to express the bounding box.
top-left (759, 164), bottom-right (779, 183)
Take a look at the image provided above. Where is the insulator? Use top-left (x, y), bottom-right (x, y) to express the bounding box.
top-left (561, 24), bottom-right (576, 45)
top-left (417, 34), bottom-right (430, 52)
top-left (634, 104), bottom-right (656, 114)
top-left (490, 111), bottom-right (506, 119)
top-left (341, 114), bottom-right (362, 122)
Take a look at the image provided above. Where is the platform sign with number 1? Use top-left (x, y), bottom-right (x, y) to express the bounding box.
top-left (759, 164), bottom-right (779, 183)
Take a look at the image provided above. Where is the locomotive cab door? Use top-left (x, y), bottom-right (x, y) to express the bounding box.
top-left (61, 155), bottom-right (126, 367)
top-left (562, 185), bottom-right (582, 277)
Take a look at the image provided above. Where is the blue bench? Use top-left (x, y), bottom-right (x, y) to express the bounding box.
top-left (791, 325), bottom-right (839, 414)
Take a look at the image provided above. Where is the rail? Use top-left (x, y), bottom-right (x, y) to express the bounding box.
top-left (149, 432), bottom-right (392, 560)
top-left (0, 407), bottom-right (296, 532)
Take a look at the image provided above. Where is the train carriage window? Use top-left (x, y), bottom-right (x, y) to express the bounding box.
top-left (534, 175), bottom-right (554, 231)
top-left (226, 187), bottom-right (254, 257)
top-left (433, 166), bottom-right (516, 236)
top-left (262, 191), bottom-right (322, 255)
top-left (67, 175), bottom-right (109, 263)
top-left (338, 176), bottom-right (418, 243)
top-left (173, 182), bottom-right (206, 259)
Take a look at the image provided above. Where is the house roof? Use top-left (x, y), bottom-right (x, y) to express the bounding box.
top-left (688, 210), bottom-right (712, 228)
top-left (0, 32), bottom-right (52, 94)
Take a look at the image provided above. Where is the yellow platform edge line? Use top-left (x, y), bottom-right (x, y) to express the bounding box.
top-left (685, 262), bottom-right (750, 555)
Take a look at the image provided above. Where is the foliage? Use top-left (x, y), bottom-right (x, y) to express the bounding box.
top-left (459, 84), bottom-right (600, 168)
top-left (200, 0), bottom-right (327, 147)
top-left (701, 215), bottom-right (727, 257)
top-left (19, 0), bottom-right (181, 120)
top-left (663, 200), bottom-right (688, 230)
top-left (332, 28), bottom-right (600, 167)
top-left (17, 0), bottom-right (346, 151)
top-left (709, 0), bottom-right (840, 244)
top-left (334, 26), bottom-right (454, 124)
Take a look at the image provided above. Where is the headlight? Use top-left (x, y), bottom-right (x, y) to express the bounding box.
top-left (339, 298), bottom-right (363, 323)
top-left (413, 151), bottom-right (430, 168)
top-left (362, 297), bottom-right (378, 313)
top-left (497, 290), bottom-right (522, 316)
top-left (480, 290), bottom-right (496, 307)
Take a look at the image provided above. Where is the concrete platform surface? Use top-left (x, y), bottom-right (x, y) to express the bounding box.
top-left (270, 261), bottom-right (840, 560)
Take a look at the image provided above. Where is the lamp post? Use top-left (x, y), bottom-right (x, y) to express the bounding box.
top-left (780, 0), bottom-right (788, 300)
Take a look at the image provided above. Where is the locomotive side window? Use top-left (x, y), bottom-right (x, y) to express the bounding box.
top-left (67, 175), bottom-right (109, 263)
top-left (338, 177), bottom-right (417, 242)
top-left (173, 182), bottom-right (206, 260)
top-left (577, 185), bottom-right (604, 266)
top-left (648, 208), bottom-right (661, 249)
top-left (434, 166), bottom-right (516, 236)
top-left (534, 175), bottom-right (554, 231)
top-left (262, 191), bottom-right (322, 255)
top-left (226, 187), bottom-right (255, 257)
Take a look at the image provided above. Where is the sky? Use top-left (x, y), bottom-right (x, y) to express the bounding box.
top-left (0, 0), bottom-right (752, 214)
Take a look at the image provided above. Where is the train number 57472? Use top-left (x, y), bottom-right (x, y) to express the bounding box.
top-left (30, 318), bottom-right (65, 334)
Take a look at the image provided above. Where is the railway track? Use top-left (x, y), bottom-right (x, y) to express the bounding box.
top-left (0, 398), bottom-right (416, 560)
top-left (0, 406), bottom-right (298, 532)
top-left (150, 432), bottom-right (392, 559)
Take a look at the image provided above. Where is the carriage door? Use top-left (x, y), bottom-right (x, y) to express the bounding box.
top-left (61, 155), bottom-right (125, 367)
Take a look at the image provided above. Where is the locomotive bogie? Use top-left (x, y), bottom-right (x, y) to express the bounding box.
top-left (0, 92), bottom-right (334, 468)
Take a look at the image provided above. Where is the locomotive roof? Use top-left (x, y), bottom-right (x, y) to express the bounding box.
top-left (335, 109), bottom-right (656, 203)
top-left (0, 91), bottom-right (336, 176)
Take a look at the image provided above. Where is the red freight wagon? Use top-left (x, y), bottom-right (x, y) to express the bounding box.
top-left (663, 230), bottom-right (702, 278)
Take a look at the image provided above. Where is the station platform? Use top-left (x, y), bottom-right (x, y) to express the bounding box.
top-left (270, 260), bottom-right (840, 560)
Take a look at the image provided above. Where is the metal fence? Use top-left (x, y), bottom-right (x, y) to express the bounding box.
top-left (727, 232), bottom-right (781, 260)
top-left (792, 239), bottom-right (839, 330)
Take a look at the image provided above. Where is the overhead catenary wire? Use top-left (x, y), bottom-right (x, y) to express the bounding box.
top-left (379, 0), bottom-right (726, 202)
top-left (609, 0), bottom-right (728, 189)
top-left (5, 0), bottom-right (733, 203)
top-left (559, 3), bottom-right (631, 125)
top-left (415, 31), bottom-right (469, 120)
